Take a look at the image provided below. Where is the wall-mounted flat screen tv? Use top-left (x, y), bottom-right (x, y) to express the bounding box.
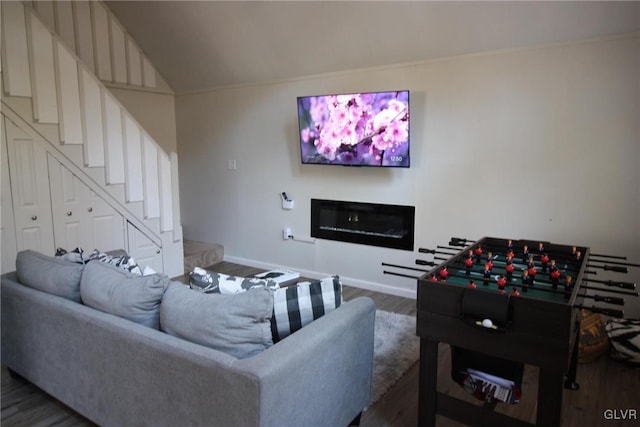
top-left (297, 90), bottom-right (410, 167)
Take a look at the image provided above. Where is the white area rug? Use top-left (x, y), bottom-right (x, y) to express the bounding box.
top-left (370, 310), bottom-right (420, 405)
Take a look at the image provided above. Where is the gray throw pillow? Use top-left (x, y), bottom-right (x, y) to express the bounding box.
top-left (15, 250), bottom-right (84, 302)
top-left (160, 282), bottom-right (274, 359)
top-left (80, 261), bottom-right (170, 329)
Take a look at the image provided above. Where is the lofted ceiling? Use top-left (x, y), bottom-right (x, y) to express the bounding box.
top-left (105, 1), bottom-right (640, 94)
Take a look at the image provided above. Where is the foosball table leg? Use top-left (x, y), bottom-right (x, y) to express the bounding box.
top-left (418, 338), bottom-right (438, 427)
top-left (564, 323), bottom-right (581, 390)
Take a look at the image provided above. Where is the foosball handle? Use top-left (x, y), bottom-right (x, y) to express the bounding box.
top-left (592, 295), bottom-right (624, 306)
top-left (418, 248), bottom-right (436, 254)
top-left (587, 306), bottom-right (624, 317)
top-left (604, 265), bottom-right (629, 273)
top-left (416, 259), bottom-right (436, 266)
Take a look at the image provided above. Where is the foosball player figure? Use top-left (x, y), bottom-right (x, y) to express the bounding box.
top-left (540, 252), bottom-right (550, 272)
top-left (505, 259), bottom-right (515, 280)
top-left (439, 267), bottom-right (449, 282)
top-left (483, 263), bottom-right (491, 286)
top-left (571, 246), bottom-right (578, 258)
top-left (507, 239), bottom-right (514, 254)
top-left (468, 280), bottom-right (477, 289)
top-left (575, 250), bottom-right (582, 262)
top-left (464, 251), bottom-right (474, 276)
top-left (522, 245), bottom-right (530, 263)
top-left (527, 257), bottom-right (537, 286)
top-left (521, 270), bottom-right (531, 292)
top-left (538, 242), bottom-right (545, 255)
top-left (486, 252), bottom-right (494, 271)
top-left (511, 287), bottom-right (520, 296)
top-left (564, 276), bottom-right (573, 295)
top-left (428, 273), bottom-right (438, 282)
top-left (549, 260), bottom-right (561, 289)
top-left (496, 275), bottom-right (507, 292)
top-left (474, 245), bottom-right (484, 264)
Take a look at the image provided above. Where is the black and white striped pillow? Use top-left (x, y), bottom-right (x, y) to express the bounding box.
top-left (271, 276), bottom-right (342, 342)
top-left (606, 318), bottom-right (640, 368)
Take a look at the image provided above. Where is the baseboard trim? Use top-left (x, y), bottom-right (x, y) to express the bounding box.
top-left (224, 255), bottom-right (417, 300)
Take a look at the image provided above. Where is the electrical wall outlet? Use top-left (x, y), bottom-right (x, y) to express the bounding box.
top-left (283, 228), bottom-right (292, 240)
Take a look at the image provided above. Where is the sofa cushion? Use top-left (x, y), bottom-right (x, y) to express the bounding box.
top-left (80, 261), bottom-right (170, 329)
top-left (15, 250), bottom-right (84, 302)
top-left (189, 267), bottom-right (279, 294)
top-left (271, 276), bottom-right (343, 342)
top-left (160, 282), bottom-right (274, 359)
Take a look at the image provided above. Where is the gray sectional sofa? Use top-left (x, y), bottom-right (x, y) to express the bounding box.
top-left (1, 251), bottom-right (375, 427)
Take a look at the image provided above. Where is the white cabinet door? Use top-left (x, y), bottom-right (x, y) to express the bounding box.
top-left (127, 221), bottom-right (163, 273)
top-left (1, 117), bottom-right (18, 273)
top-left (4, 117), bottom-right (55, 256)
top-left (48, 155), bottom-right (125, 252)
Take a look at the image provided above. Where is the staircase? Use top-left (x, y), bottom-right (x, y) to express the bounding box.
top-left (1, 1), bottom-right (183, 277)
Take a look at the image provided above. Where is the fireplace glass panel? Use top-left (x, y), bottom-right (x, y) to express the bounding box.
top-left (311, 199), bottom-right (415, 251)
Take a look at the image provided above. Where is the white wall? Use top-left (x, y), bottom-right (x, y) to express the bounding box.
top-left (176, 35), bottom-right (640, 315)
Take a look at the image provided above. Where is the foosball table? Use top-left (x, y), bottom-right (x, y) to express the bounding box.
top-left (383, 236), bottom-right (638, 427)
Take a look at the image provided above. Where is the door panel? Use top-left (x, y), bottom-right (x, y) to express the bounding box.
top-left (48, 154), bottom-right (125, 252)
top-left (127, 221), bottom-right (162, 273)
top-left (4, 117), bottom-right (55, 256)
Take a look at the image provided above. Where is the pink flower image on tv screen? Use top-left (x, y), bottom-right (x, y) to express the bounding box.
top-left (297, 90), bottom-right (410, 167)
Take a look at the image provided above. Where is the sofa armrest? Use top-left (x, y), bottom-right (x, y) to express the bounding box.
top-left (234, 296), bottom-right (376, 427)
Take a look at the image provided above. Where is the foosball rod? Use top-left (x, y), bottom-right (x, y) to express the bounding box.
top-left (583, 278), bottom-right (636, 290)
top-left (415, 260), bottom-right (437, 267)
top-left (590, 253), bottom-right (627, 260)
top-left (383, 270), bottom-right (419, 279)
top-left (586, 264), bottom-right (629, 273)
top-left (575, 305), bottom-right (624, 318)
top-left (442, 270), bottom-right (571, 295)
top-left (418, 248), bottom-right (458, 256)
top-left (449, 237), bottom-right (475, 246)
top-left (441, 271), bottom-right (625, 307)
top-left (381, 262), bottom-right (431, 272)
top-left (471, 242), bottom-right (585, 264)
top-left (581, 285), bottom-right (639, 297)
top-left (437, 245), bottom-right (465, 252)
top-left (588, 258), bottom-right (640, 268)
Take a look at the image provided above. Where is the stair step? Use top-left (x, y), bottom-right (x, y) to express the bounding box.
top-left (183, 239), bottom-right (224, 274)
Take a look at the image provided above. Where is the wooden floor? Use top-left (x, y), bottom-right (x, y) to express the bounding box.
top-left (2, 262), bottom-right (639, 426)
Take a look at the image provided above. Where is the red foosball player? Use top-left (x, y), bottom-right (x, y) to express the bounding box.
top-left (468, 280), bottom-right (477, 289)
top-left (496, 275), bottom-right (507, 291)
top-left (483, 263), bottom-right (491, 286)
top-left (505, 260), bottom-right (515, 279)
top-left (439, 267), bottom-right (449, 282)
top-left (464, 252), bottom-right (474, 276)
top-left (527, 260), bottom-right (537, 286)
top-left (486, 252), bottom-right (494, 271)
top-left (511, 287), bottom-right (520, 296)
top-left (522, 245), bottom-right (530, 263)
top-left (540, 253), bottom-right (550, 272)
top-left (521, 270), bottom-right (531, 292)
top-left (428, 273), bottom-right (438, 282)
top-left (474, 245), bottom-right (484, 264)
